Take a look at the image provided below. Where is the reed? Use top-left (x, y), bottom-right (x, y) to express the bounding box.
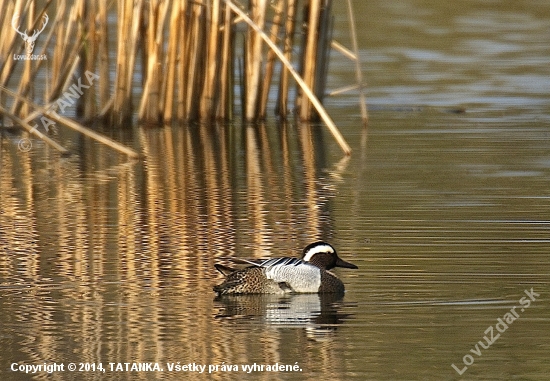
top-left (138, 0), bottom-right (165, 123)
top-left (185, 0), bottom-right (204, 121)
top-left (298, 0), bottom-right (320, 120)
top-left (345, 0), bottom-right (368, 125)
top-left (0, 84), bottom-right (140, 158)
top-left (218, 3), bottom-right (233, 119)
top-left (109, 0), bottom-right (142, 126)
top-left (276, 0), bottom-right (297, 118)
top-left (259, 0), bottom-right (284, 119)
top-left (1, 0), bottom-right (362, 155)
top-left (0, 104), bottom-right (68, 154)
top-left (97, 0), bottom-right (110, 108)
top-left (199, 0), bottom-right (220, 120)
top-left (162, 1), bottom-right (180, 121)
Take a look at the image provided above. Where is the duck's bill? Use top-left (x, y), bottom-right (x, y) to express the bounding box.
top-left (335, 257), bottom-right (358, 269)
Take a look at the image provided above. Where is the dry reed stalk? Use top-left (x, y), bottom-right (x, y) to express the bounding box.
top-left (4, 84), bottom-right (140, 157)
top-left (224, 0), bottom-right (351, 155)
top-left (299, 0), bottom-right (320, 120)
top-left (0, 85), bottom-right (67, 153)
top-left (138, 0), bottom-right (168, 123)
top-left (0, 0), bottom-right (12, 63)
top-left (185, 0), bottom-right (204, 121)
top-left (79, 0), bottom-right (97, 119)
top-left (97, 0), bottom-right (110, 108)
top-left (237, 54), bottom-right (245, 115)
top-left (259, 0), bottom-right (284, 119)
top-left (314, 0), bottom-right (332, 103)
top-left (11, 1), bottom-right (49, 115)
top-left (276, 0), bottom-right (296, 118)
top-left (218, 3), bottom-right (233, 119)
top-left (138, 0), bottom-right (155, 121)
top-left (48, 51), bottom-right (83, 105)
top-left (199, 0), bottom-right (221, 120)
top-left (12, 2), bottom-right (35, 117)
top-left (18, 56), bottom-right (80, 125)
top-left (48, 1), bottom-right (88, 109)
top-left (110, 0), bottom-right (142, 126)
top-left (11, 1), bottom-right (55, 115)
top-left (112, 0), bottom-right (128, 120)
top-left (162, 2), bottom-right (180, 122)
top-left (176, 1), bottom-right (188, 121)
top-left (50, 2), bottom-right (65, 90)
top-left (346, 0), bottom-right (368, 125)
top-left (156, 0), bottom-right (171, 116)
top-left (0, 0), bottom-right (24, 87)
top-left (245, 0), bottom-right (267, 121)
top-left (183, 0), bottom-right (202, 120)
top-left (0, 105), bottom-right (69, 154)
top-left (47, 109), bottom-right (140, 158)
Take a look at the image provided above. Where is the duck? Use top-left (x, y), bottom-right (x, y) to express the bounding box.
top-left (213, 241), bottom-right (358, 295)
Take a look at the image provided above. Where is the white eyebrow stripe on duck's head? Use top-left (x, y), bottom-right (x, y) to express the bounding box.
top-left (302, 244), bottom-right (334, 262)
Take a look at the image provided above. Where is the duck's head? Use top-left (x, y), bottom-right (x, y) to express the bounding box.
top-left (301, 241), bottom-right (358, 270)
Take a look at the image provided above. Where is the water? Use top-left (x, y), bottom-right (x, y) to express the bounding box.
top-left (1, 0), bottom-right (550, 380)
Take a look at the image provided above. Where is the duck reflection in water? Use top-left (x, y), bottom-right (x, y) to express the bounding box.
top-left (214, 293), bottom-right (354, 339)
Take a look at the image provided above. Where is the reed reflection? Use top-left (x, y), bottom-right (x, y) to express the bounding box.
top-left (1, 121), bottom-right (349, 378)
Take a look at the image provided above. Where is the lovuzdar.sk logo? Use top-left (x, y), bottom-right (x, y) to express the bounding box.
top-left (12, 12), bottom-right (48, 60)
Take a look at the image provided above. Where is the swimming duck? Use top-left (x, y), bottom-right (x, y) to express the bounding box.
top-left (213, 241), bottom-right (358, 295)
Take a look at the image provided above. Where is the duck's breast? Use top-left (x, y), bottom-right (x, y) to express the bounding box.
top-left (263, 259), bottom-right (321, 293)
top-left (317, 271), bottom-right (345, 293)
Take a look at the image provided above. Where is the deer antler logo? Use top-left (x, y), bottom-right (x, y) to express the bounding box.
top-left (12, 13), bottom-right (49, 54)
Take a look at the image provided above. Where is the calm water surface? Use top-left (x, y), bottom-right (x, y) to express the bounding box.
top-left (1, 0), bottom-right (550, 380)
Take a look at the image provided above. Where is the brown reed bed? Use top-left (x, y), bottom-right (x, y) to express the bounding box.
top-left (1, 0), bottom-right (365, 155)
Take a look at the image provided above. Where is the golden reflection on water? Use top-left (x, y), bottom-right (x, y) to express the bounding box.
top-left (1, 121), bottom-right (350, 380)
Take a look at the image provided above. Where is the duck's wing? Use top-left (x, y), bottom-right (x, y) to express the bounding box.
top-left (214, 257), bottom-right (271, 267)
top-left (256, 257), bottom-right (307, 268)
top-left (228, 257), bottom-right (267, 266)
top-left (214, 264), bottom-right (237, 276)
top-left (225, 257), bottom-right (305, 268)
